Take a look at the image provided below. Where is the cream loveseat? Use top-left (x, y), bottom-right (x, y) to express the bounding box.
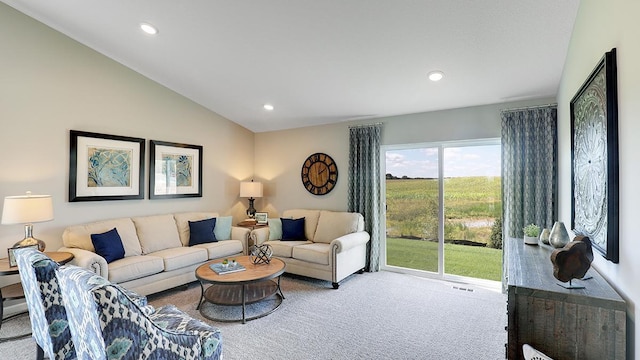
top-left (251, 209), bottom-right (370, 288)
top-left (59, 212), bottom-right (249, 295)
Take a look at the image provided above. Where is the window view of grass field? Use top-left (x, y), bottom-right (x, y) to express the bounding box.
top-left (385, 145), bottom-right (502, 282)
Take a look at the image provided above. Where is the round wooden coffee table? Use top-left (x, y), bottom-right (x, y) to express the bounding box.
top-left (195, 255), bottom-right (285, 324)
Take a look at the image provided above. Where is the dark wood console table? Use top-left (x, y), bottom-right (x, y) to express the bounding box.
top-left (504, 239), bottom-right (625, 359)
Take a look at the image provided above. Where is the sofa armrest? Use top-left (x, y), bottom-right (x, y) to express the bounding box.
top-left (251, 227), bottom-right (270, 245)
top-left (58, 246), bottom-right (108, 279)
top-left (331, 231), bottom-right (370, 253)
top-left (231, 226), bottom-right (251, 254)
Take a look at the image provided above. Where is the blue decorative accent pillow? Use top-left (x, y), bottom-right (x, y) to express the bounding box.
top-left (91, 228), bottom-right (125, 263)
top-left (189, 218), bottom-right (217, 246)
top-left (281, 217), bottom-right (305, 241)
top-left (214, 216), bottom-right (232, 240)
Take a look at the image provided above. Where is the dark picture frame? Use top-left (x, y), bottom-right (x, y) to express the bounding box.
top-left (570, 48), bottom-right (619, 263)
top-left (8, 245), bottom-right (39, 267)
top-left (69, 130), bottom-right (145, 202)
top-left (149, 140), bottom-right (203, 199)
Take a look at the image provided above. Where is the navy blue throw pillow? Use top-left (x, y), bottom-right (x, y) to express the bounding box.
top-left (91, 228), bottom-right (126, 263)
top-left (281, 217), bottom-right (306, 241)
top-left (189, 218), bottom-right (217, 246)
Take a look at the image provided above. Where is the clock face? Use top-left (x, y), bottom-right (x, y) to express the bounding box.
top-left (301, 153), bottom-right (338, 195)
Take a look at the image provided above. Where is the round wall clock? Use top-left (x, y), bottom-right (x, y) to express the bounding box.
top-left (301, 152), bottom-right (338, 195)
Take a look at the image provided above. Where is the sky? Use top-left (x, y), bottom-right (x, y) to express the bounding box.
top-left (385, 145), bottom-right (501, 178)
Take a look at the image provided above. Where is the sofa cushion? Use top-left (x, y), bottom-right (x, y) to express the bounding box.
top-left (282, 209), bottom-right (320, 241)
top-left (132, 214), bottom-right (182, 254)
top-left (62, 218), bottom-right (142, 257)
top-left (107, 255), bottom-right (164, 283)
top-left (90, 228), bottom-right (125, 263)
top-left (314, 211), bottom-right (364, 244)
top-left (147, 247), bottom-right (208, 272)
top-left (174, 212), bottom-right (219, 246)
top-left (282, 217), bottom-right (306, 241)
top-left (213, 216), bottom-right (233, 240)
top-left (264, 240), bottom-right (312, 258)
top-left (292, 243), bottom-right (331, 265)
top-left (193, 240), bottom-right (244, 259)
top-left (188, 218), bottom-right (217, 246)
top-left (268, 218), bottom-right (282, 240)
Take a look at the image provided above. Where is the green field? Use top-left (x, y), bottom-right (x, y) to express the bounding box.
top-left (385, 177), bottom-right (502, 281)
top-left (386, 238), bottom-right (502, 281)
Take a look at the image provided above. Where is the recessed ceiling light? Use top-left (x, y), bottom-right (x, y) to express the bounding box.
top-left (428, 70), bottom-right (444, 82)
top-left (140, 23), bottom-right (158, 35)
top-left (263, 104), bottom-right (274, 111)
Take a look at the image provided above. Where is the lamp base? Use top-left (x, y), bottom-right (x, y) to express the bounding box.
top-left (13, 237), bottom-right (46, 252)
top-left (13, 224), bottom-right (46, 252)
top-left (246, 197), bottom-right (257, 219)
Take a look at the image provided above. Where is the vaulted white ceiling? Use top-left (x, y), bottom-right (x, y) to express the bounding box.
top-left (2, 0), bottom-right (579, 132)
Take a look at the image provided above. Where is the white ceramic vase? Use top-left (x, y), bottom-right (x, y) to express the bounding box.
top-left (549, 221), bottom-right (570, 248)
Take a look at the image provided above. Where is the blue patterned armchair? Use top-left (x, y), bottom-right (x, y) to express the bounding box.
top-left (57, 264), bottom-right (222, 360)
top-left (14, 247), bottom-right (76, 360)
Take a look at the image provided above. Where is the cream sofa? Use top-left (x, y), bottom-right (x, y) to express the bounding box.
top-left (59, 212), bottom-right (249, 296)
top-left (251, 209), bottom-right (370, 288)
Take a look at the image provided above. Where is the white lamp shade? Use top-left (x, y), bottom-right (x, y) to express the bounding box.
top-left (240, 181), bottom-right (263, 198)
top-left (2, 194), bottom-right (54, 224)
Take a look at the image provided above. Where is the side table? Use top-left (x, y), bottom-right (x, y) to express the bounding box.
top-left (237, 221), bottom-right (268, 249)
top-left (0, 251), bottom-right (74, 342)
top-left (236, 220), bottom-right (268, 230)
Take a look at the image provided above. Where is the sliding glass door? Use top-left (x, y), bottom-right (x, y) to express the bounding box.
top-left (382, 140), bottom-right (502, 284)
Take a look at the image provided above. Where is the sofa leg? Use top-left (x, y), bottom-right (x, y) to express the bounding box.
top-left (357, 268), bottom-right (365, 274)
top-left (332, 282), bottom-right (339, 289)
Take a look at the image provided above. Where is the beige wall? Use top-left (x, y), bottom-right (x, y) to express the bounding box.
top-left (558, 0), bottom-right (640, 355)
top-left (0, 4), bottom-right (254, 264)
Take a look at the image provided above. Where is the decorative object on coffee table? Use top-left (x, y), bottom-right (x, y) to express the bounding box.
top-left (250, 244), bottom-right (273, 265)
top-left (549, 221), bottom-right (570, 248)
top-left (550, 236), bottom-right (594, 289)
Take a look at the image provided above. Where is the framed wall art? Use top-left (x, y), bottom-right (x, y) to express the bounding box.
top-left (570, 48), bottom-right (619, 263)
top-left (149, 140), bottom-right (203, 199)
top-left (69, 130), bottom-right (145, 202)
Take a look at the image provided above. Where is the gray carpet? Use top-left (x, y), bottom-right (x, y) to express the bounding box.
top-left (1, 271), bottom-right (507, 359)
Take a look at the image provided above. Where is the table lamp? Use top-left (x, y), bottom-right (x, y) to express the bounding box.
top-left (1, 191), bottom-right (54, 252)
top-left (240, 180), bottom-right (263, 219)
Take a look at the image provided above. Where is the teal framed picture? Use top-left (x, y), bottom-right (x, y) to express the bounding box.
top-left (69, 130), bottom-right (145, 202)
top-left (149, 140), bottom-right (203, 199)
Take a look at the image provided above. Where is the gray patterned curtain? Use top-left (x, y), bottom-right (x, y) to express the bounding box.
top-left (501, 106), bottom-right (557, 240)
top-left (348, 124), bottom-right (382, 272)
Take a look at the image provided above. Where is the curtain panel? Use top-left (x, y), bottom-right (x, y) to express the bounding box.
top-left (348, 124), bottom-right (382, 272)
top-left (501, 106), bottom-right (557, 240)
